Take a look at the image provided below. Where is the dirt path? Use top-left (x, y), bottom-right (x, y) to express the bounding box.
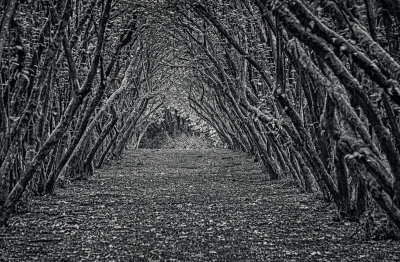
top-left (1, 149), bottom-right (399, 261)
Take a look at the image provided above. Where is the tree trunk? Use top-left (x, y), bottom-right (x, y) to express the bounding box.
top-left (81, 108), bottom-right (118, 178)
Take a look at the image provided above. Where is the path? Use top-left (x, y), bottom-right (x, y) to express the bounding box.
top-left (1, 149), bottom-right (399, 261)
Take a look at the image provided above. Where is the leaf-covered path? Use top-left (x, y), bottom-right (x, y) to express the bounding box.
top-left (1, 149), bottom-right (400, 261)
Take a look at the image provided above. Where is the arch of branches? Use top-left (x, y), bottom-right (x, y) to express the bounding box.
top-left (1, 0), bottom-right (400, 236)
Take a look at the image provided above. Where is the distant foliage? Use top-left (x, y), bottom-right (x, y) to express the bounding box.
top-left (161, 133), bottom-right (217, 149)
top-left (139, 106), bottom-right (223, 149)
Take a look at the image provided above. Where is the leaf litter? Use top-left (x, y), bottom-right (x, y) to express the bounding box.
top-left (0, 148), bottom-right (399, 261)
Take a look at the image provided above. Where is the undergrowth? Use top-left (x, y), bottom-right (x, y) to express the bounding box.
top-left (161, 133), bottom-right (216, 149)
top-left (140, 131), bottom-right (219, 149)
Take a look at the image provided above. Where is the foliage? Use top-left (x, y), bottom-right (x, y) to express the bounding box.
top-left (161, 133), bottom-right (217, 149)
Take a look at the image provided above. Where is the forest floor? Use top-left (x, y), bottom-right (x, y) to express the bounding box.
top-left (1, 149), bottom-right (400, 261)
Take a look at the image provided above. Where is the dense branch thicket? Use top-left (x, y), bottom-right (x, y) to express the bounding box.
top-left (0, 0), bottom-right (167, 225)
top-left (2, 0), bottom-right (400, 239)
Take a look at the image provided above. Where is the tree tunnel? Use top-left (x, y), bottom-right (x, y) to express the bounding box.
top-left (139, 106), bottom-right (221, 149)
top-left (1, 0), bottom-right (400, 239)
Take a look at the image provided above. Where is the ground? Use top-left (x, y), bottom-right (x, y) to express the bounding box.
top-left (1, 149), bottom-right (399, 261)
